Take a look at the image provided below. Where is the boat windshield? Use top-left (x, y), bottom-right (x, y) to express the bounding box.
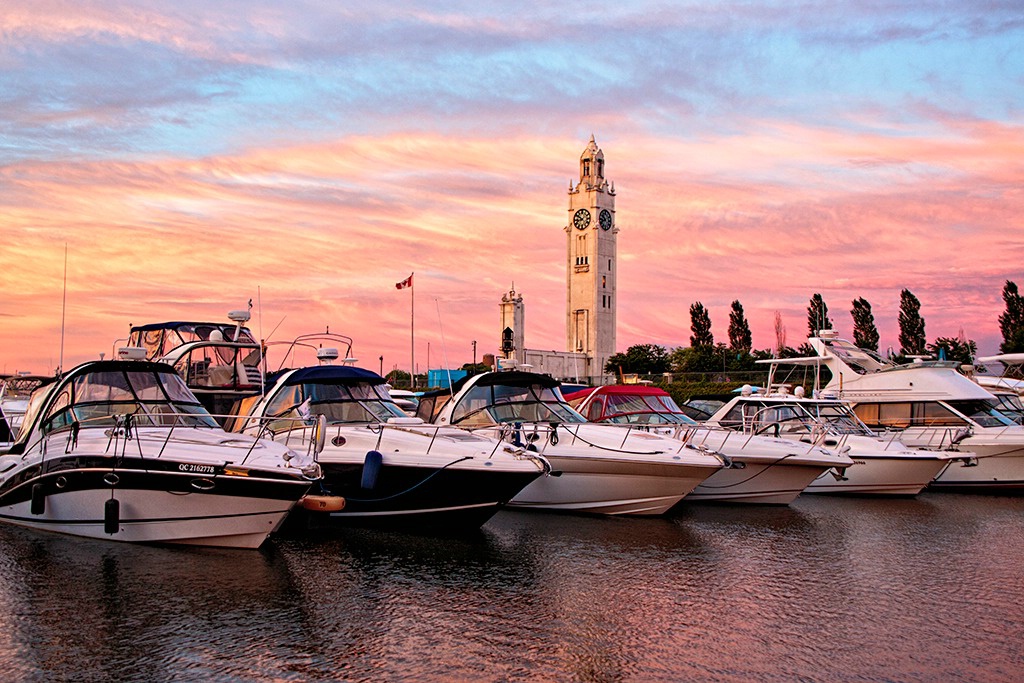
top-left (264, 381), bottom-right (406, 428)
top-left (171, 344), bottom-right (263, 388)
top-left (39, 368), bottom-right (217, 433)
top-left (718, 400), bottom-right (819, 435)
top-left (451, 382), bottom-right (584, 426)
top-left (599, 393), bottom-right (698, 425)
top-left (990, 394), bottom-right (1024, 425)
top-left (802, 402), bottom-right (874, 435)
top-left (945, 399), bottom-right (1019, 428)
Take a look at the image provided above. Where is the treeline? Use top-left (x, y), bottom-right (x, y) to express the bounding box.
top-left (605, 280), bottom-right (1024, 376)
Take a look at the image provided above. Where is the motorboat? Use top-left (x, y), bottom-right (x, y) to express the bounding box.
top-left (975, 353), bottom-right (1024, 396)
top-left (0, 354), bottom-right (316, 547)
top-left (0, 374), bottom-right (46, 450)
top-left (786, 330), bottom-right (1024, 492)
top-left (565, 384), bottom-right (851, 504)
top-left (229, 349), bottom-right (547, 531)
top-left (702, 384), bottom-right (959, 496)
top-left (416, 370), bottom-right (725, 515)
top-left (124, 308), bottom-right (273, 422)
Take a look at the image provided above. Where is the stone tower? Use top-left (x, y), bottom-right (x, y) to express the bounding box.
top-left (499, 286), bottom-right (525, 366)
top-left (566, 135), bottom-right (616, 380)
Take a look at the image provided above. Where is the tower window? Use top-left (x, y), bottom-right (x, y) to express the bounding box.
top-left (608, 259), bottom-right (612, 270)
top-left (583, 160), bottom-right (591, 177)
top-left (597, 159), bottom-right (604, 178)
top-left (602, 275), bottom-right (606, 288)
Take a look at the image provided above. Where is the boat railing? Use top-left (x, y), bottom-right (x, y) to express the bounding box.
top-left (886, 425), bottom-right (973, 450)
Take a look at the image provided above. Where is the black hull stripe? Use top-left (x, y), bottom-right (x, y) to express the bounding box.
top-left (0, 508), bottom-right (288, 527)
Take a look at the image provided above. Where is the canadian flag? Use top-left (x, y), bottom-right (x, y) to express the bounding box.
top-left (395, 274), bottom-right (413, 290)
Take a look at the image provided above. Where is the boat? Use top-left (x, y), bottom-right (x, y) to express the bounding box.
top-left (974, 353), bottom-right (1024, 396)
top-left (701, 383), bottom-right (959, 496)
top-left (416, 370), bottom-right (725, 515)
top-left (0, 353), bottom-right (317, 547)
top-left (124, 308), bottom-right (276, 422)
top-left (791, 330), bottom-right (1024, 492)
top-left (228, 345), bottom-right (547, 531)
top-left (0, 373), bottom-right (47, 451)
top-left (564, 384), bottom-right (851, 504)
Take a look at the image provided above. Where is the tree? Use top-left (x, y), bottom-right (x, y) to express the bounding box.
top-left (727, 300), bottom-right (752, 352)
top-left (898, 289), bottom-right (926, 356)
top-left (807, 293), bottom-right (832, 337)
top-left (998, 280), bottom-right (1024, 353)
top-left (773, 311), bottom-right (788, 356)
top-left (850, 297), bottom-right (880, 351)
top-left (927, 336), bottom-right (977, 365)
top-left (690, 302), bottom-right (714, 348)
top-left (604, 344), bottom-right (671, 376)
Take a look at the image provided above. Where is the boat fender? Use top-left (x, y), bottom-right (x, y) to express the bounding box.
top-left (104, 498), bottom-right (120, 534)
top-left (549, 423), bottom-right (559, 446)
top-left (299, 494), bottom-right (346, 512)
top-left (30, 483), bottom-right (45, 515)
top-left (361, 450), bottom-right (383, 489)
top-left (511, 422), bottom-right (523, 447)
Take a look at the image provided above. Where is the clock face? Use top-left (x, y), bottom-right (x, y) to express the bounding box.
top-left (573, 209), bottom-right (591, 230)
top-left (599, 209), bottom-right (612, 231)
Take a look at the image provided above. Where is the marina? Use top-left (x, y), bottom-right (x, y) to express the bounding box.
top-left (0, 493), bottom-right (1020, 681)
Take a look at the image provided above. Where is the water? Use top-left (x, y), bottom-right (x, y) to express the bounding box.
top-left (1, 494), bottom-right (1021, 682)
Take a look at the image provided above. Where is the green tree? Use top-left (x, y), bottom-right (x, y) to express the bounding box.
top-left (927, 336), bottom-right (977, 365)
top-left (604, 344), bottom-right (671, 376)
top-left (998, 280), bottom-right (1024, 353)
top-left (690, 302), bottom-right (714, 348)
top-left (898, 289), bottom-right (926, 356)
top-left (727, 300), bottom-right (753, 352)
top-left (807, 293), bottom-right (832, 337)
top-left (850, 297), bottom-right (880, 351)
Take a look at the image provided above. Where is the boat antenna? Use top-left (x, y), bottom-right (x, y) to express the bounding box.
top-left (257, 291), bottom-right (265, 397)
top-left (58, 243), bottom-right (68, 375)
top-left (434, 298), bottom-right (454, 398)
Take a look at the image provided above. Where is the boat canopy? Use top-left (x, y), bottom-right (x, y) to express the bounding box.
top-left (255, 366), bottom-right (403, 429)
top-left (446, 372), bottom-right (582, 426)
top-left (128, 321), bottom-right (256, 360)
top-left (274, 365), bottom-right (385, 386)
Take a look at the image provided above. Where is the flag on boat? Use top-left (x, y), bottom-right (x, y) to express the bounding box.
top-left (396, 274), bottom-right (413, 290)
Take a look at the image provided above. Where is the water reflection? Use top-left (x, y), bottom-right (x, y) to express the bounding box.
top-left (0, 495), bottom-right (1021, 681)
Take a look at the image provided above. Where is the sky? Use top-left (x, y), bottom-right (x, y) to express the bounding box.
top-left (1, 1), bottom-right (1022, 376)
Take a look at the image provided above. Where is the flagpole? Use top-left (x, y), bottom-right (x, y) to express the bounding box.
top-left (410, 272), bottom-right (415, 389)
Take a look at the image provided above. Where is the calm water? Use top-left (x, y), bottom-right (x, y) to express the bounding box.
top-left (1, 494), bottom-right (1022, 682)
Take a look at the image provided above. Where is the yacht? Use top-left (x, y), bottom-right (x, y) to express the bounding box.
top-left (565, 384), bottom-right (852, 504)
top-left (799, 330), bottom-right (1024, 492)
top-left (975, 353), bottom-right (1024, 396)
top-left (124, 309), bottom-right (271, 422)
top-left (229, 345), bottom-right (547, 531)
top-left (0, 353), bottom-right (316, 547)
top-left (702, 384), bottom-right (959, 496)
top-left (0, 374), bottom-right (46, 450)
top-left (416, 370), bottom-right (725, 515)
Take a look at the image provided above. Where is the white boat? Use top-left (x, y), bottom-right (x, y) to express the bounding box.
top-left (0, 374), bottom-right (45, 450)
top-left (0, 355), bottom-right (316, 547)
top-left (230, 360), bottom-right (547, 531)
top-left (703, 384), bottom-right (959, 496)
top-left (417, 371), bottom-right (725, 515)
top-left (797, 331), bottom-right (1024, 492)
top-left (125, 309), bottom-right (277, 421)
top-left (975, 353), bottom-right (1024, 396)
top-left (565, 384), bottom-right (852, 504)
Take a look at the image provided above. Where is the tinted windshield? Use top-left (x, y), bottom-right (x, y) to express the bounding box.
top-left (601, 393), bottom-right (697, 425)
top-left (991, 394), bottom-right (1024, 425)
top-left (945, 399), bottom-right (1018, 428)
top-left (40, 368), bottom-right (217, 432)
top-left (451, 382), bottom-right (583, 425)
top-left (264, 381), bottom-right (406, 428)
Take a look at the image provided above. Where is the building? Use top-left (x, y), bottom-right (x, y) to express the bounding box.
top-left (497, 136), bottom-right (617, 385)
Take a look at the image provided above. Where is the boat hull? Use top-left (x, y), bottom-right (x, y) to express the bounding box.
top-left (0, 458), bottom-right (310, 548)
top-left (927, 443), bottom-right (1024, 492)
top-left (687, 462), bottom-right (829, 505)
top-left (508, 456), bottom-right (716, 516)
top-left (803, 454), bottom-right (949, 496)
top-left (292, 462), bottom-right (543, 532)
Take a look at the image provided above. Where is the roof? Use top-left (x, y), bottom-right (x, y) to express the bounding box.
top-left (562, 385), bottom-right (669, 402)
top-left (276, 365), bottom-right (385, 386)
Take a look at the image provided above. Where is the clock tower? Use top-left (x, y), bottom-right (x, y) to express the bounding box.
top-left (566, 135), bottom-right (616, 381)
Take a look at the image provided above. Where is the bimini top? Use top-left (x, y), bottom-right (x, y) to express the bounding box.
top-left (274, 365), bottom-right (385, 386)
top-left (563, 384), bottom-right (665, 402)
top-left (128, 321), bottom-right (257, 360)
top-left (461, 370), bottom-right (560, 389)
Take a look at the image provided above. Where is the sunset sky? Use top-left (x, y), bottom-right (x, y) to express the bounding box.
top-left (2, 2), bottom-right (1022, 376)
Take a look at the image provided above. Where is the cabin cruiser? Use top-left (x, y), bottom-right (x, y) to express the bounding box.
top-left (0, 374), bottom-right (46, 450)
top-left (229, 348), bottom-right (546, 531)
top-left (0, 353), bottom-right (317, 547)
top-left (790, 330), bottom-right (1024, 492)
top-left (565, 385), bottom-right (852, 504)
top-left (975, 354), bottom-right (1024, 396)
top-left (416, 371), bottom-right (725, 515)
top-left (702, 385), bottom-right (958, 496)
top-left (125, 309), bottom-right (267, 421)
